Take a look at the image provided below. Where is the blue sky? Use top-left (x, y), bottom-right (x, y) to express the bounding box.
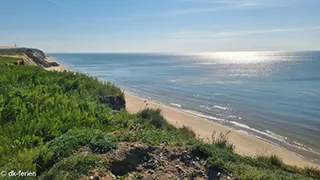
top-left (0, 0), bottom-right (320, 52)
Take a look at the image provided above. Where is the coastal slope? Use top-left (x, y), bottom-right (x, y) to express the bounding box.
top-left (1, 52), bottom-right (319, 179)
top-left (125, 93), bottom-right (319, 168)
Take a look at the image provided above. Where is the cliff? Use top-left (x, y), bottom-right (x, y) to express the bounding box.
top-left (0, 47), bottom-right (56, 68)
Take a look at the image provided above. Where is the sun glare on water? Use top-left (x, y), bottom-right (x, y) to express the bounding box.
top-left (195, 51), bottom-right (293, 64)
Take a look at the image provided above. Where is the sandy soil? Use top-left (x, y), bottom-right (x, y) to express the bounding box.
top-left (125, 92), bottom-right (319, 168)
top-left (0, 46), bottom-right (18, 49)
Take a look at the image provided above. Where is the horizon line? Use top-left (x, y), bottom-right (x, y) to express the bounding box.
top-left (47, 49), bottom-right (320, 54)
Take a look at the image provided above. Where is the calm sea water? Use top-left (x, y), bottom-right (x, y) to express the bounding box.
top-left (50, 51), bottom-right (320, 163)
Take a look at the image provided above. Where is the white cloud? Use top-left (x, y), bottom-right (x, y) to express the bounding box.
top-left (160, 0), bottom-right (300, 16)
top-left (170, 26), bottom-right (319, 39)
top-left (44, 0), bottom-right (61, 5)
top-left (181, 0), bottom-right (301, 6)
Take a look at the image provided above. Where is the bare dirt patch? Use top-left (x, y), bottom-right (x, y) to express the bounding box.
top-left (82, 142), bottom-right (233, 180)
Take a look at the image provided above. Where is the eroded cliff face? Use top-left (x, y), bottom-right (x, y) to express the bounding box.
top-left (0, 47), bottom-right (55, 67)
top-left (99, 95), bottom-right (126, 110)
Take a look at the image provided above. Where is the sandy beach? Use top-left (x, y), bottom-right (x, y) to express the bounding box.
top-left (45, 56), bottom-right (67, 72)
top-left (125, 92), bottom-right (319, 168)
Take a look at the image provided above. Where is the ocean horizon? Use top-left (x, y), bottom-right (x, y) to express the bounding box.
top-left (50, 51), bottom-right (320, 164)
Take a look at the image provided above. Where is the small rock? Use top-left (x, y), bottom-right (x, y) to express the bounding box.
top-left (176, 165), bottom-right (186, 174)
top-left (184, 172), bottom-right (189, 178)
top-left (148, 169), bottom-right (155, 174)
top-left (196, 157), bottom-right (200, 161)
top-left (217, 172), bottom-right (221, 176)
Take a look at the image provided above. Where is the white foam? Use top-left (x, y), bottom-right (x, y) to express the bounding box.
top-left (183, 110), bottom-right (225, 122)
top-left (170, 103), bottom-right (182, 108)
top-left (228, 122), bottom-right (289, 144)
top-left (266, 130), bottom-right (288, 141)
top-left (169, 79), bottom-right (178, 83)
top-left (229, 121), bottom-right (251, 129)
top-left (213, 93), bottom-right (225, 96)
top-left (200, 105), bottom-right (212, 110)
top-left (292, 141), bottom-right (307, 148)
top-left (237, 130), bottom-right (249, 135)
top-left (213, 105), bottom-right (229, 111)
top-left (228, 115), bottom-right (237, 118)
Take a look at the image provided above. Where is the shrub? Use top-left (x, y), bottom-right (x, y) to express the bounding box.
top-left (179, 126), bottom-right (196, 138)
top-left (1, 148), bottom-right (40, 174)
top-left (206, 157), bottom-right (229, 172)
top-left (115, 125), bottom-right (194, 146)
top-left (191, 141), bottom-right (215, 159)
top-left (90, 133), bottom-right (117, 153)
top-left (0, 63), bottom-right (121, 165)
top-left (40, 154), bottom-right (106, 180)
top-left (302, 166), bottom-right (320, 179)
top-left (211, 131), bottom-right (235, 152)
top-left (256, 154), bottom-right (284, 168)
top-left (137, 108), bottom-right (174, 130)
top-left (35, 129), bottom-right (116, 174)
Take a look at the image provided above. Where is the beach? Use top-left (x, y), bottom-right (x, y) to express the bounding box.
top-left (47, 54), bottom-right (319, 168)
top-left (125, 92), bottom-right (319, 168)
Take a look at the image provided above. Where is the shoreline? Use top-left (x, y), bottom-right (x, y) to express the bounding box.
top-left (125, 92), bottom-right (319, 168)
top-left (49, 56), bottom-right (319, 168)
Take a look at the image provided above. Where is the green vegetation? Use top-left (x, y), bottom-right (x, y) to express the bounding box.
top-left (0, 56), bottom-right (319, 180)
top-left (40, 154), bottom-right (106, 180)
top-left (0, 56), bottom-right (22, 65)
top-left (35, 129), bottom-right (116, 174)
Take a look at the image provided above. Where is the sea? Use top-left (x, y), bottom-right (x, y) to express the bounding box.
top-left (50, 51), bottom-right (320, 164)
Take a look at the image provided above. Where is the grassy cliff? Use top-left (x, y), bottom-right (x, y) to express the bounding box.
top-left (0, 56), bottom-right (319, 180)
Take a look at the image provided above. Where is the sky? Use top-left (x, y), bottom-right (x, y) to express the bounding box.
top-left (0, 0), bottom-right (320, 53)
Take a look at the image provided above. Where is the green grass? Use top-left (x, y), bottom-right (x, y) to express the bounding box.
top-left (40, 154), bottom-right (106, 180)
top-left (0, 56), bottom-right (22, 65)
top-left (137, 108), bottom-right (175, 130)
top-left (35, 129), bottom-right (116, 174)
top-left (0, 56), bottom-right (319, 180)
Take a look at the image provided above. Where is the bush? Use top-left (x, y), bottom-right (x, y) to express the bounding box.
top-left (0, 63), bottom-right (121, 165)
top-left (115, 125), bottom-right (194, 146)
top-left (40, 154), bottom-right (106, 180)
top-left (256, 154), bottom-right (284, 168)
top-left (206, 157), bottom-right (229, 172)
top-left (179, 126), bottom-right (196, 138)
top-left (302, 166), bottom-right (320, 179)
top-left (211, 131), bottom-right (235, 152)
top-left (90, 133), bottom-right (117, 153)
top-left (191, 141), bottom-right (215, 159)
top-left (35, 129), bottom-right (116, 174)
top-left (1, 148), bottom-right (40, 174)
top-left (137, 108), bottom-right (174, 130)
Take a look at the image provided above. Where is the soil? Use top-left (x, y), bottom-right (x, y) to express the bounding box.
top-left (81, 142), bottom-right (234, 180)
